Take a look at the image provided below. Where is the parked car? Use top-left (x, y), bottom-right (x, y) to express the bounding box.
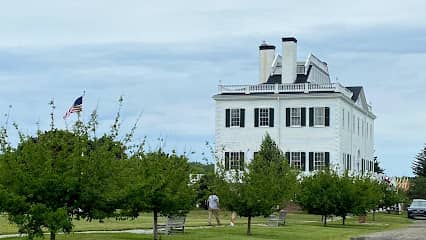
top-left (407, 199), bottom-right (426, 219)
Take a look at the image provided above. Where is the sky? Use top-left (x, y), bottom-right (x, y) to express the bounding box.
top-left (0, 0), bottom-right (425, 176)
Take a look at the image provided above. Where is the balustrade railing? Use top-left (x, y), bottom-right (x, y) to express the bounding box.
top-left (218, 83), bottom-right (353, 99)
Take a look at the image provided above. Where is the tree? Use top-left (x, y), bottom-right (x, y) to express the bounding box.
top-left (219, 134), bottom-right (297, 235)
top-left (122, 150), bottom-right (194, 240)
top-left (0, 100), bottom-right (131, 240)
top-left (374, 156), bottom-right (385, 174)
top-left (408, 177), bottom-right (426, 199)
top-left (298, 169), bottom-right (339, 225)
top-left (189, 162), bottom-right (214, 175)
top-left (351, 177), bottom-right (381, 218)
top-left (412, 145), bottom-right (426, 177)
top-left (0, 129), bottom-right (125, 240)
top-left (334, 173), bottom-right (357, 225)
top-left (192, 173), bottom-right (217, 209)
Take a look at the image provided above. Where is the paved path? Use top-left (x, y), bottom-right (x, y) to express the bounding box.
top-left (351, 220), bottom-right (426, 240)
top-left (0, 225), bottom-right (221, 239)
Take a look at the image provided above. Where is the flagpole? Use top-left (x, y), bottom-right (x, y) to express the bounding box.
top-left (81, 90), bottom-right (86, 123)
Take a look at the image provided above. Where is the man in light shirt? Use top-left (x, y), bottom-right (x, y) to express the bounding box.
top-left (207, 192), bottom-right (220, 225)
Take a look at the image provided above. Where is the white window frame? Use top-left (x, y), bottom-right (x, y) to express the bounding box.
top-left (258, 108), bottom-right (270, 127)
top-left (290, 108), bottom-right (301, 126)
top-left (230, 109), bottom-right (241, 127)
top-left (291, 152), bottom-right (302, 169)
top-left (229, 152), bottom-right (241, 170)
top-left (313, 107), bottom-right (325, 126)
top-left (314, 152), bottom-right (325, 170)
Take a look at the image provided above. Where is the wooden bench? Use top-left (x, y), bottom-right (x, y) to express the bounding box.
top-left (158, 215), bottom-right (186, 234)
top-left (267, 210), bottom-right (287, 227)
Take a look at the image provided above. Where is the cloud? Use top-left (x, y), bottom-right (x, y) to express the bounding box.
top-left (0, 1), bottom-right (425, 175)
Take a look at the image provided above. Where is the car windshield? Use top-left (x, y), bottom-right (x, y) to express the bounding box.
top-left (410, 200), bottom-right (426, 208)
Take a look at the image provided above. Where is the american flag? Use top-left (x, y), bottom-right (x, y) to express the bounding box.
top-left (63, 96), bottom-right (83, 119)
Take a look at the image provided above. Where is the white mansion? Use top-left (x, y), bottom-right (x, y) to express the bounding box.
top-left (213, 37), bottom-right (376, 175)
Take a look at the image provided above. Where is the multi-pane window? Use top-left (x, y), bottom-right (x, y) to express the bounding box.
top-left (225, 152), bottom-right (244, 171)
top-left (291, 152), bottom-right (302, 169)
top-left (314, 107), bottom-right (325, 126)
top-left (290, 108), bottom-right (301, 126)
top-left (226, 108), bottom-right (244, 128)
top-left (230, 109), bottom-right (240, 127)
top-left (259, 108), bottom-right (269, 127)
top-left (230, 152), bottom-right (241, 170)
top-left (314, 152), bottom-right (325, 170)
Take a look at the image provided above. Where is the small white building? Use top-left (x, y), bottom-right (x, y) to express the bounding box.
top-left (213, 37), bottom-right (376, 175)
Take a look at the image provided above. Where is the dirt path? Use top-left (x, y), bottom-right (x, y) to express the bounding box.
top-left (351, 220), bottom-right (426, 240)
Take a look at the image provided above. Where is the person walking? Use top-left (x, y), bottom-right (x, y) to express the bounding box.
top-left (207, 192), bottom-right (220, 225)
top-left (229, 211), bottom-right (237, 226)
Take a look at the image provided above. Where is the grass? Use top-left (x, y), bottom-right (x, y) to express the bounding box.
top-left (1, 210), bottom-right (413, 240)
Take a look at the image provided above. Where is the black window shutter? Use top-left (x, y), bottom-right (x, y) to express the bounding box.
top-left (269, 108), bottom-right (274, 127)
top-left (309, 108), bottom-right (314, 127)
top-left (309, 152), bottom-right (314, 171)
top-left (325, 152), bottom-right (330, 167)
top-left (325, 107), bottom-right (330, 126)
top-left (225, 152), bottom-right (229, 170)
top-left (225, 109), bottom-right (230, 127)
top-left (240, 152), bottom-right (245, 171)
top-left (253, 152), bottom-right (258, 160)
top-left (240, 109), bottom-right (245, 128)
top-left (301, 108), bottom-right (306, 126)
top-left (286, 108), bottom-right (290, 127)
top-left (254, 108), bottom-right (259, 127)
top-left (301, 152), bottom-right (306, 171)
top-left (285, 152), bottom-right (290, 166)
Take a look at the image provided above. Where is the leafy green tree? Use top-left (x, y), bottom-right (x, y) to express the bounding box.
top-left (374, 157), bottom-right (385, 174)
top-left (189, 162), bottom-right (214, 175)
top-left (0, 129), bottom-right (125, 240)
top-left (408, 177), bottom-right (426, 199)
top-left (220, 134), bottom-right (297, 235)
top-left (334, 173), bottom-right (357, 225)
top-left (351, 177), bottom-right (381, 217)
top-left (192, 173), bottom-right (217, 209)
top-left (412, 145), bottom-right (426, 177)
top-left (123, 150), bottom-right (194, 240)
top-left (298, 169), bottom-right (339, 225)
top-left (0, 100), bottom-right (131, 240)
top-left (379, 183), bottom-right (403, 210)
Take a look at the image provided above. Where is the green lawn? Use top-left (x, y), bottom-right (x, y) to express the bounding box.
top-left (1, 211), bottom-right (413, 240)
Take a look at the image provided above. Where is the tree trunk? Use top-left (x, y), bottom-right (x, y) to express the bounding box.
top-left (323, 215), bottom-right (327, 226)
top-left (50, 232), bottom-right (56, 240)
top-left (342, 215), bottom-right (346, 225)
top-left (247, 215), bottom-right (252, 235)
top-left (153, 209), bottom-right (158, 240)
top-left (373, 210), bottom-right (376, 221)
